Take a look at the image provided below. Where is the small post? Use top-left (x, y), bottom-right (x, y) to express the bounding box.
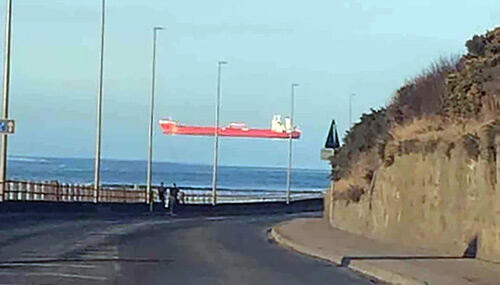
top-left (55, 181), bottom-right (60, 202)
top-left (7, 181), bottom-right (14, 200)
top-left (71, 183), bottom-right (76, 202)
top-left (75, 184), bottom-right (80, 202)
top-left (26, 182), bottom-right (33, 201)
top-left (16, 181), bottom-right (21, 200)
top-left (41, 181), bottom-right (47, 201)
top-left (34, 183), bottom-right (40, 201)
top-left (23, 181), bottom-right (31, 201)
top-left (63, 183), bottom-right (69, 202)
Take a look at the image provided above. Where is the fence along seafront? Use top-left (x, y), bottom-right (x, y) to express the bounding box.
top-left (0, 180), bottom-right (324, 205)
top-left (1, 180), bottom-right (146, 203)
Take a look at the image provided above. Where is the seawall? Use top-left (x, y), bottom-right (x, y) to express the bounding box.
top-left (326, 125), bottom-right (499, 262)
top-left (0, 198), bottom-right (323, 217)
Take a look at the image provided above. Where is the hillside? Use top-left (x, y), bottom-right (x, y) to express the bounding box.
top-left (326, 27), bottom-right (499, 262)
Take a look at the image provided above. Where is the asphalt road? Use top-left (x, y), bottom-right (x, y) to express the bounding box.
top-left (0, 213), bottom-right (378, 284)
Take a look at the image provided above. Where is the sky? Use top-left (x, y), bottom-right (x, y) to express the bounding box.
top-left (0, 0), bottom-right (498, 169)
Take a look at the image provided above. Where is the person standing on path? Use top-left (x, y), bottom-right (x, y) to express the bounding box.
top-left (158, 182), bottom-right (167, 209)
top-left (169, 183), bottom-right (180, 215)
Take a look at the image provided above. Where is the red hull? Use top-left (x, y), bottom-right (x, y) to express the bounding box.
top-left (159, 120), bottom-right (301, 139)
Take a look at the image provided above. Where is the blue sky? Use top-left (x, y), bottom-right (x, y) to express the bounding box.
top-left (0, 0), bottom-right (498, 169)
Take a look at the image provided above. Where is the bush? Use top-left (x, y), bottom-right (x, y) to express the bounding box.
top-left (330, 27), bottom-right (499, 182)
top-left (330, 108), bottom-right (388, 181)
top-left (444, 28), bottom-right (499, 119)
top-left (331, 57), bottom-right (461, 181)
top-left (388, 56), bottom-right (461, 122)
top-left (333, 184), bottom-right (365, 203)
top-left (466, 35), bottom-right (487, 56)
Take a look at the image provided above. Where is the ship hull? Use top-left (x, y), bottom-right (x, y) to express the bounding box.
top-left (159, 120), bottom-right (301, 139)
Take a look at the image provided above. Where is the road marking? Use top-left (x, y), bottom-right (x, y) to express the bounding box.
top-left (80, 255), bottom-right (114, 259)
top-left (204, 216), bottom-right (229, 221)
top-left (0, 272), bottom-right (107, 281)
top-left (0, 263), bottom-right (97, 269)
top-left (31, 272), bottom-right (108, 281)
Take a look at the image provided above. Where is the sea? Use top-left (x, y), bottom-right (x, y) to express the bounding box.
top-left (6, 156), bottom-right (330, 193)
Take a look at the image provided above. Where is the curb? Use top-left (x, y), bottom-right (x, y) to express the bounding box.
top-left (269, 224), bottom-right (425, 285)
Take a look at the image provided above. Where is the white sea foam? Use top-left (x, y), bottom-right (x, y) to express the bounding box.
top-left (8, 156), bottom-right (50, 164)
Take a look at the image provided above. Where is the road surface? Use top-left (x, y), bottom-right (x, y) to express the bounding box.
top-left (0, 213), bottom-right (378, 284)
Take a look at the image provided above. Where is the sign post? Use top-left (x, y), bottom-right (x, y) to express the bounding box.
top-left (0, 119), bottom-right (14, 134)
top-left (0, 119), bottom-right (14, 202)
top-left (0, 0), bottom-right (13, 203)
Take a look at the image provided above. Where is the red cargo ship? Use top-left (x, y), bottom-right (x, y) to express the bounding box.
top-left (159, 115), bottom-right (301, 139)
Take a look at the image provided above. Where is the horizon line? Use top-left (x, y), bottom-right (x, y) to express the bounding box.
top-left (8, 154), bottom-right (330, 171)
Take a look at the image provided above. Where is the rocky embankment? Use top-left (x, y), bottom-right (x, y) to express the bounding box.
top-left (326, 27), bottom-right (499, 263)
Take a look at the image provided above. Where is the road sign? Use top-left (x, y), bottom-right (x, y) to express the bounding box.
top-left (0, 119), bottom-right (14, 134)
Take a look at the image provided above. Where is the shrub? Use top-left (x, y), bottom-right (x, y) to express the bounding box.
top-left (330, 108), bottom-right (388, 181)
top-left (463, 134), bottom-right (480, 160)
top-left (388, 56), bottom-right (461, 122)
top-left (333, 184), bottom-right (365, 203)
top-left (330, 27), bottom-right (499, 182)
top-left (466, 35), bottom-right (487, 56)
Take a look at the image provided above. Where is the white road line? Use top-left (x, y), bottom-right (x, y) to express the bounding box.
top-left (0, 272), bottom-right (108, 281)
top-left (204, 216), bottom-right (229, 221)
top-left (0, 263), bottom-right (97, 269)
top-left (80, 254), bottom-right (114, 259)
top-left (30, 272), bottom-right (108, 281)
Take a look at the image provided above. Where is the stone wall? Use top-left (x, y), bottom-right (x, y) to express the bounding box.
top-left (326, 127), bottom-right (500, 262)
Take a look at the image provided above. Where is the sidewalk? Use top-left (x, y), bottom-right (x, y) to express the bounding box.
top-left (270, 218), bottom-right (500, 285)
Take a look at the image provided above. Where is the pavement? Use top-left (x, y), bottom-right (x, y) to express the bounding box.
top-left (270, 218), bottom-right (500, 285)
top-left (0, 213), bottom-right (379, 284)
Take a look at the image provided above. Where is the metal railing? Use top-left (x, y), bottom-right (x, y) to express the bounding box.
top-left (180, 191), bottom-right (323, 204)
top-left (1, 180), bottom-right (146, 203)
top-left (0, 180), bottom-right (324, 205)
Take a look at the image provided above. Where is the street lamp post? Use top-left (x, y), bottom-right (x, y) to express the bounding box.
top-left (211, 61), bottom-right (227, 206)
top-left (349, 92), bottom-right (355, 127)
top-left (0, 0), bottom-right (13, 202)
top-left (286, 83), bottom-right (299, 204)
top-left (93, 0), bottom-right (106, 203)
top-left (147, 27), bottom-right (164, 212)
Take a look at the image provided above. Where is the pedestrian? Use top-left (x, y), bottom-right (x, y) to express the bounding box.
top-left (158, 182), bottom-right (167, 209)
top-left (169, 183), bottom-right (180, 216)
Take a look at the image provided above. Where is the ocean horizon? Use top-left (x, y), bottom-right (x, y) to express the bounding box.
top-left (6, 155), bottom-right (330, 192)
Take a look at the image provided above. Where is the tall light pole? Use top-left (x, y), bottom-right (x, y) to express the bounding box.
top-left (211, 60), bottom-right (227, 206)
top-left (286, 83), bottom-right (299, 204)
top-left (147, 26), bottom-right (164, 212)
top-left (0, 0), bottom-right (13, 201)
top-left (349, 92), bottom-right (355, 128)
top-left (93, 0), bottom-right (106, 203)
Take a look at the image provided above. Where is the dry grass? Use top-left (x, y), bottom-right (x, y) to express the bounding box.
top-left (335, 115), bottom-right (497, 197)
top-left (334, 149), bottom-right (379, 193)
top-left (388, 116), bottom-right (493, 143)
top-left (389, 55), bottom-right (461, 121)
top-left (481, 93), bottom-right (500, 120)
